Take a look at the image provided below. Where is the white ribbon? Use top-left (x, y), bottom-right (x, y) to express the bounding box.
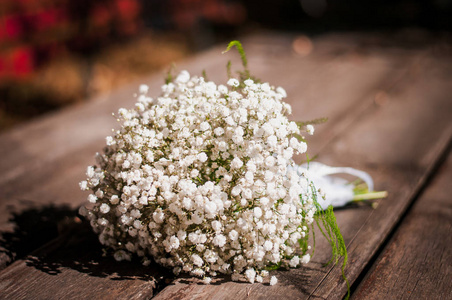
top-left (296, 162), bottom-right (374, 210)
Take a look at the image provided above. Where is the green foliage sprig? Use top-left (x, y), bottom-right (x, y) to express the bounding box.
top-left (223, 40), bottom-right (250, 79)
top-left (312, 185), bottom-right (350, 299)
top-left (296, 118), bottom-right (328, 127)
top-left (222, 40), bottom-right (262, 84)
top-left (165, 63), bottom-right (176, 84)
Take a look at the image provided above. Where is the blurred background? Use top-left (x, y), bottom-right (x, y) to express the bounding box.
top-left (0, 0), bottom-right (450, 131)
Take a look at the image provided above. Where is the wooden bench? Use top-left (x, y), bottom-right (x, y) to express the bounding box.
top-left (0, 32), bottom-right (451, 299)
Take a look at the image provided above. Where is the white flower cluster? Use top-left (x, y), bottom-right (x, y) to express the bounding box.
top-left (79, 70), bottom-right (317, 284)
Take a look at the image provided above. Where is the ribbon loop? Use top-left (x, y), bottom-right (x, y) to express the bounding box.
top-left (296, 162), bottom-right (374, 209)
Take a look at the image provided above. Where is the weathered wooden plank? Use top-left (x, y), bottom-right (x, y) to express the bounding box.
top-left (0, 33), bottom-right (396, 268)
top-left (1, 33), bottom-right (449, 299)
top-left (0, 142), bottom-right (105, 269)
top-left (352, 152), bottom-right (452, 300)
top-left (0, 221), bottom-right (168, 300)
top-left (309, 54), bottom-right (452, 299)
top-left (0, 32), bottom-right (397, 298)
top-left (152, 40), bottom-right (452, 299)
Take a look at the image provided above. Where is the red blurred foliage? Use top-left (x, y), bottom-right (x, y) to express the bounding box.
top-left (116, 0), bottom-right (140, 21)
top-left (12, 47), bottom-right (34, 78)
top-left (170, 0), bottom-right (245, 29)
top-left (0, 0), bottom-right (245, 80)
top-left (3, 15), bottom-right (23, 40)
top-left (31, 8), bottom-right (64, 32)
top-left (91, 4), bottom-right (112, 29)
top-left (0, 46), bottom-right (34, 80)
top-left (0, 0), bottom-right (142, 80)
top-left (115, 0), bottom-right (141, 35)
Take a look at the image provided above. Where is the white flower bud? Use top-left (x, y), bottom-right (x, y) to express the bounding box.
top-left (227, 78), bottom-right (239, 87)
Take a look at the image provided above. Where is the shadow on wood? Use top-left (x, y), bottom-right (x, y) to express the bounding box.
top-left (27, 217), bottom-right (172, 280)
top-left (0, 204), bottom-right (172, 281)
top-left (0, 203), bottom-right (78, 268)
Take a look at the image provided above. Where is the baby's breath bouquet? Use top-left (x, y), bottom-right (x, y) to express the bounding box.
top-left (79, 41), bottom-right (347, 287)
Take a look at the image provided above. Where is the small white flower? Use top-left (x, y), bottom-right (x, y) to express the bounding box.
top-left (203, 277), bottom-right (212, 284)
top-left (270, 276), bottom-right (278, 286)
top-left (139, 84), bottom-right (149, 94)
top-left (212, 220), bottom-right (222, 232)
top-left (153, 210), bottom-right (165, 223)
top-left (169, 235), bottom-right (180, 250)
top-left (214, 127), bottom-right (224, 136)
top-left (97, 218), bottom-right (108, 226)
top-left (200, 122), bottom-right (210, 131)
top-left (99, 203), bottom-right (110, 214)
top-left (276, 87), bottom-right (287, 98)
top-left (197, 152), bottom-right (208, 162)
top-left (114, 250), bottom-right (131, 262)
top-left (95, 189), bottom-right (104, 199)
top-left (306, 124), bottom-right (314, 135)
top-left (86, 166), bottom-right (95, 178)
top-left (301, 254), bottom-right (311, 264)
top-left (213, 234), bottom-right (227, 247)
top-left (218, 84), bottom-right (228, 94)
top-left (244, 79), bottom-right (254, 86)
top-left (205, 201), bottom-right (218, 215)
top-left (298, 141), bottom-right (308, 153)
top-left (228, 230), bottom-right (238, 241)
top-left (253, 207), bottom-right (262, 218)
top-left (79, 180), bottom-right (88, 190)
top-left (263, 240), bottom-right (273, 251)
top-left (289, 256), bottom-right (300, 267)
top-left (176, 70), bottom-right (190, 83)
top-left (191, 254), bottom-right (203, 267)
top-left (231, 157), bottom-right (243, 169)
top-left (106, 136), bottom-right (115, 146)
top-left (245, 268), bottom-right (256, 283)
top-left (266, 136), bottom-right (278, 149)
top-left (231, 185), bottom-right (241, 196)
top-left (87, 194), bottom-right (97, 203)
top-left (110, 195), bottom-right (119, 205)
top-left (227, 78), bottom-right (240, 87)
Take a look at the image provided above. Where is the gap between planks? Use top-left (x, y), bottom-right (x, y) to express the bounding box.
top-left (307, 53), bottom-right (452, 299)
top-left (307, 52), bottom-right (452, 299)
top-left (321, 129), bottom-right (452, 299)
top-left (351, 140), bottom-right (452, 299)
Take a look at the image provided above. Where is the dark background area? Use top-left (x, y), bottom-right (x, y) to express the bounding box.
top-left (0, 0), bottom-right (450, 131)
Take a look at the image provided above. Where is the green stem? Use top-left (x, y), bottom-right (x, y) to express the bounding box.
top-left (222, 41), bottom-right (250, 79)
top-left (353, 191), bottom-right (388, 201)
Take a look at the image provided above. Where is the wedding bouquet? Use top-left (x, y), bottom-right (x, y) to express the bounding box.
top-left (79, 41), bottom-right (350, 287)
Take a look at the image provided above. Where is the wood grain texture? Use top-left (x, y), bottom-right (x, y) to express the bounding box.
top-left (0, 32), bottom-right (450, 299)
top-left (0, 221), bottom-right (168, 300)
top-left (0, 33), bottom-right (395, 268)
top-left (352, 152), bottom-right (452, 300)
top-left (0, 36), bottom-right (395, 297)
top-left (307, 49), bottom-right (452, 300)
top-left (153, 37), bottom-right (452, 300)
